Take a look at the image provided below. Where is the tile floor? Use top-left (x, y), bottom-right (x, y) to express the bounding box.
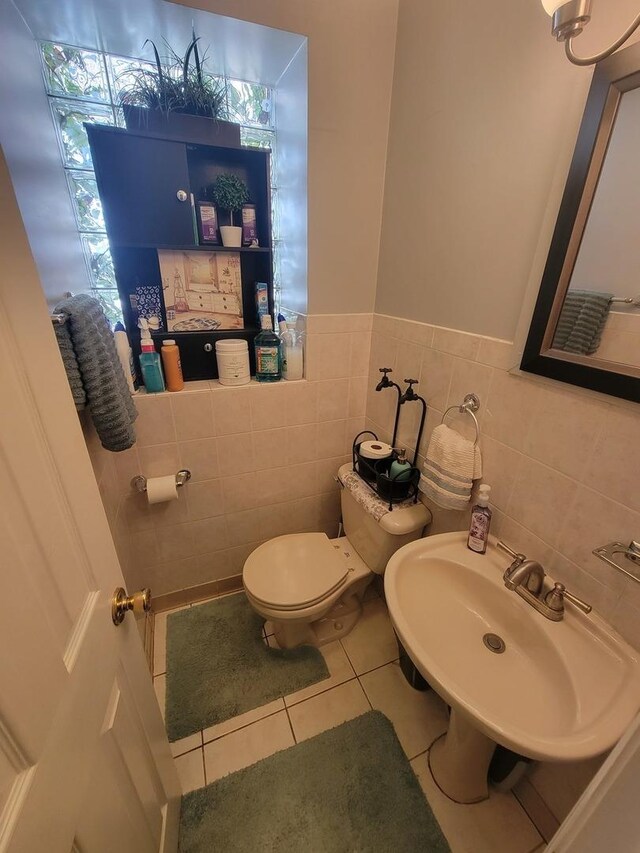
top-left (153, 590), bottom-right (545, 853)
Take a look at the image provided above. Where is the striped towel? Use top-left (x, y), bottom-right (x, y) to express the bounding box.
top-left (55, 294), bottom-right (137, 452)
top-left (552, 290), bottom-right (612, 355)
top-left (54, 320), bottom-right (87, 411)
top-left (418, 424), bottom-right (482, 511)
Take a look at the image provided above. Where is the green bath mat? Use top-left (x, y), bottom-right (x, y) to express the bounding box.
top-left (179, 710), bottom-right (450, 853)
top-left (165, 592), bottom-right (329, 741)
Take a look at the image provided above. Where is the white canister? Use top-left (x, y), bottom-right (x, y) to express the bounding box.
top-left (215, 339), bottom-right (251, 386)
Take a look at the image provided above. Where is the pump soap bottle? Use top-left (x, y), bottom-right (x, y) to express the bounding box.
top-left (389, 448), bottom-right (412, 481)
top-left (467, 484), bottom-right (492, 554)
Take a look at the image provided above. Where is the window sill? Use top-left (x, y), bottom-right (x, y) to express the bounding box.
top-left (135, 377), bottom-right (308, 397)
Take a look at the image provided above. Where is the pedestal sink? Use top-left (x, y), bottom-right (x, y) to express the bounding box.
top-left (384, 532), bottom-right (640, 803)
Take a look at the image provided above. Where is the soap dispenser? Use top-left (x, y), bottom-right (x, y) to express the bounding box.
top-left (467, 484), bottom-right (492, 554)
top-left (389, 448), bottom-right (412, 481)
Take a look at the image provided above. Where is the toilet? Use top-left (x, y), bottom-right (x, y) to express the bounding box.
top-left (243, 463), bottom-right (431, 648)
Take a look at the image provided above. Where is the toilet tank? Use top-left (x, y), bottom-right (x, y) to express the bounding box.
top-left (338, 464), bottom-right (431, 574)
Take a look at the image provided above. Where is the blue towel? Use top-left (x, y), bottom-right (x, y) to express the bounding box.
top-left (54, 320), bottom-right (86, 411)
top-left (553, 289), bottom-right (612, 355)
top-left (55, 294), bottom-right (137, 451)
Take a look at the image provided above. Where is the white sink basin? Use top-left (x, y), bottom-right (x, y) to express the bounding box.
top-left (385, 532), bottom-right (640, 801)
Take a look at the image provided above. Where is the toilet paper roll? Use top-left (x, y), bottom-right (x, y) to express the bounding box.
top-left (146, 475), bottom-right (178, 504)
top-left (359, 440), bottom-right (393, 460)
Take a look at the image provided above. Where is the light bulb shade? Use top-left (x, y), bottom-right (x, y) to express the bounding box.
top-left (544, 0), bottom-right (592, 41)
top-left (541, 0), bottom-right (569, 16)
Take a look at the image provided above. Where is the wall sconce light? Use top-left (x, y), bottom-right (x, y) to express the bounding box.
top-left (542, 0), bottom-right (640, 65)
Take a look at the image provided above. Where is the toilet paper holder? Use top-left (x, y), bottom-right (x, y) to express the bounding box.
top-left (131, 469), bottom-right (192, 493)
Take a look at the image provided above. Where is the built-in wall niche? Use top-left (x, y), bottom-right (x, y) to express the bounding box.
top-left (1, 0), bottom-right (308, 324)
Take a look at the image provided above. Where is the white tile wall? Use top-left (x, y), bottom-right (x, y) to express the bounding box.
top-left (365, 311), bottom-right (640, 830)
top-left (84, 309), bottom-right (638, 833)
top-left (84, 315), bottom-right (372, 598)
top-left (366, 313), bottom-right (640, 649)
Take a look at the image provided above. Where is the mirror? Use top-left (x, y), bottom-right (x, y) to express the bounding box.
top-left (521, 41), bottom-right (640, 403)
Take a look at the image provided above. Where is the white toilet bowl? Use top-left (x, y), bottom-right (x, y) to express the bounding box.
top-left (242, 463), bottom-right (431, 648)
top-left (243, 533), bottom-right (372, 648)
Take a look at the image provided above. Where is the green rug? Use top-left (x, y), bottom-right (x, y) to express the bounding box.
top-left (179, 711), bottom-right (450, 852)
top-left (165, 593), bottom-right (329, 741)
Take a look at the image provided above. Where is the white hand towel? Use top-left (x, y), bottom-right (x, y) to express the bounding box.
top-left (418, 424), bottom-right (482, 510)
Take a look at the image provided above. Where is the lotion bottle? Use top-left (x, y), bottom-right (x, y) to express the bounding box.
top-left (467, 484), bottom-right (492, 554)
top-left (161, 339), bottom-right (184, 392)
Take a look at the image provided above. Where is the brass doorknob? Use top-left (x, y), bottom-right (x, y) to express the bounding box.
top-left (112, 587), bottom-right (151, 626)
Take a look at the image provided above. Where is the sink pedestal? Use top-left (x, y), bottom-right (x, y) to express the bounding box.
top-left (429, 709), bottom-right (495, 804)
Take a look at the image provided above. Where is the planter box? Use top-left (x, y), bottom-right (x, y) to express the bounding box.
top-left (122, 105), bottom-right (241, 148)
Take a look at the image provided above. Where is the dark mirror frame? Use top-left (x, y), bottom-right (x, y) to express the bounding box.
top-left (521, 41), bottom-right (640, 404)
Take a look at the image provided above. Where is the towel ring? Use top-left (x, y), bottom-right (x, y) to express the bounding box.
top-left (440, 393), bottom-right (481, 445)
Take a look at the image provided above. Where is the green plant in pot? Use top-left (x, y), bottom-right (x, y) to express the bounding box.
top-left (120, 34), bottom-right (240, 146)
top-left (208, 174), bottom-right (249, 247)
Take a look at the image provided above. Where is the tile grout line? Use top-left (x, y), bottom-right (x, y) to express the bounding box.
top-left (284, 704), bottom-right (298, 745)
top-left (284, 675), bottom-right (358, 709)
top-left (357, 673), bottom-right (373, 711)
top-left (202, 704), bottom-right (287, 747)
top-left (172, 742), bottom-right (204, 759)
top-left (201, 744), bottom-right (207, 787)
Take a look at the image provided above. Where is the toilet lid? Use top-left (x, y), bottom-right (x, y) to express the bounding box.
top-left (243, 533), bottom-right (349, 610)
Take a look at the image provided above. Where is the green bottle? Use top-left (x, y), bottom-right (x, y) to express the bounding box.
top-left (389, 448), bottom-right (412, 481)
top-left (254, 315), bottom-right (281, 382)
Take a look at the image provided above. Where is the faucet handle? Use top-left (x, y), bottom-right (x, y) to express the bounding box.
top-left (497, 540), bottom-right (526, 564)
top-left (561, 587), bottom-right (592, 614)
top-left (544, 582), bottom-right (592, 614)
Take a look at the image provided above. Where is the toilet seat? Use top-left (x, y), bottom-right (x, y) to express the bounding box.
top-left (243, 533), bottom-right (350, 611)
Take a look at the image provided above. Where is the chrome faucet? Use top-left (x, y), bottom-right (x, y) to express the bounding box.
top-left (497, 541), bottom-right (591, 621)
top-left (503, 554), bottom-right (546, 595)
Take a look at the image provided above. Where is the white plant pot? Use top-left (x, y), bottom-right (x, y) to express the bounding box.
top-left (220, 225), bottom-right (243, 248)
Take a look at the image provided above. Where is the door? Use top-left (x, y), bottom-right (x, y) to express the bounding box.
top-left (87, 125), bottom-right (195, 246)
top-left (546, 710), bottom-right (640, 852)
top-left (0, 153), bottom-right (180, 851)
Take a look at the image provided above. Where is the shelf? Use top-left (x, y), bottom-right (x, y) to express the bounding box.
top-left (151, 327), bottom-right (260, 336)
top-left (113, 243), bottom-right (271, 253)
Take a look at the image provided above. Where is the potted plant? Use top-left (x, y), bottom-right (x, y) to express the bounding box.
top-left (208, 174), bottom-right (249, 247)
top-left (120, 35), bottom-right (240, 147)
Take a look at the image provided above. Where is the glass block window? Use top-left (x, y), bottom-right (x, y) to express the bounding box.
top-left (40, 40), bottom-right (278, 325)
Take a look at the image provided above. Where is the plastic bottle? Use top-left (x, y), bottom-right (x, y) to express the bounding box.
top-left (161, 339), bottom-right (184, 392)
top-left (215, 339), bottom-right (251, 386)
top-left (389, 448), bottom-right (412, 481)
top-left (139, 339), bottom-right (165, 393)
top-left (254, 315), bottom-right (281, 382)
top-left (467, 485), bottom-right (492, 554)
top-left (277, 313), bottom-right (289, 376)
top-left (282, 323), bottom-right (304, 381)
top-left (113, 322), bottom-right (137, 394)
